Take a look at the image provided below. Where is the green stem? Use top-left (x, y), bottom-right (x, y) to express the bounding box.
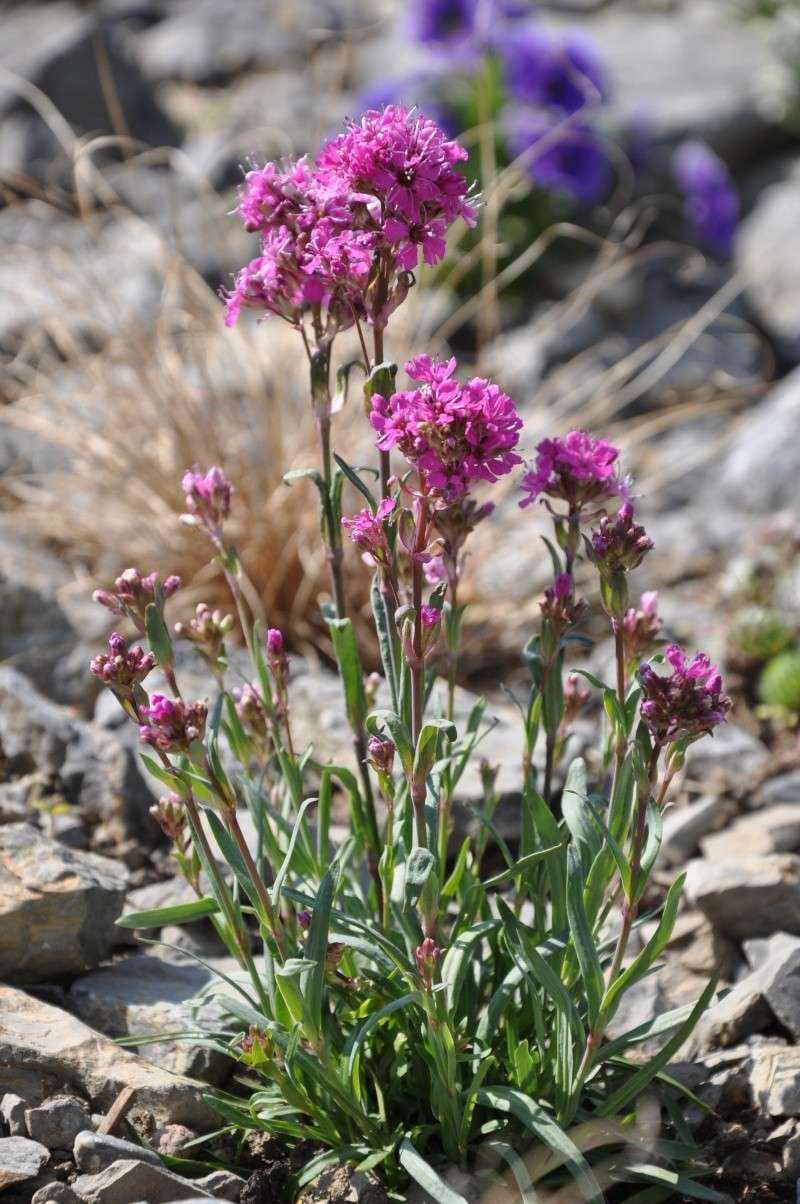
top-left (410, 490), bottom-right (431, 849)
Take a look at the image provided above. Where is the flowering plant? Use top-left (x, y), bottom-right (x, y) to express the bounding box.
top-left (98, 108), bottom-right (730, 1203)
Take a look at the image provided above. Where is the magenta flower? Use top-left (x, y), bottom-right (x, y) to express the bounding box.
top-left (366, 735), bottom-right (396, 775)
top-left (90, 632), bottom-right (155, 699)
top-left (370, 355), bottom-right (522, 498)
top-left (622, 591), bottom-right (662, 662)
top-left (638, 644), bottom-right (731, 748)
top-left (317, 105), bottom-right (477, 254)
top-left (181, 466), bottom-right (233, 533)
top-left (421, 606), bottom-right (441, 628)
top-left (236, 157), bottom-right (315, 234)
top-left (266, 628), bottom-right (284, 656)
top-left (519, 431), bottom-right (630, 512)
top-left (139, 694), bottom-right (208, 753)
top-left (341, 497), bottom-right (396, 567)
top-left (539, 573), bottom-right (587, 635)
top-left (589, 503), bottom-right (653, 575)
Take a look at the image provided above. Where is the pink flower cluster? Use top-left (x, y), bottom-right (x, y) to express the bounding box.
top-left (370, 355), bottom-right (522, 497)
top-left (224, 106), bottom-right (476, 331)
top-left (341, 497), bottom-right (395, 567)
top-left (639, 644), bottom-right (731, 747)
top-left (94, 569), bottom-right (181, 632)
top-left (90, 632), bottom-right (154, 699)
top-left (181, 466), bottom-right (233, 532)
top-left (139, 694), bottom-right (208, 753)
top-left (590, 502), bottom-right (653, 574)
top-left (519, 430), bottom-right (630, 511)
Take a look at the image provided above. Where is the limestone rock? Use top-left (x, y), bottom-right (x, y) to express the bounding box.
top-left (701, 805), bottom-right (800, 861)
top-left (24, 1095), bottom-right (92, 1150)
top-left (69, 953), bottom-right (237, 1084)
top-left (0, 1093), bottom-right (27, 1137)
top-left (194, 1168), bottom-right (246, 1200)
top-left (0, 985), bottom-right (217, 1130)
top-left (660, 794), bottom-right (731, 866)
top-left (74, 1129), bottom-right (162, 1174)
top-left (686, 854), bottom-right (800, 940)
top-left (0, 823), bottom-right (128, 982)
top-left (750, 1044), bottom-right (800, 1117)
top-left (72, 1158), bottom-right (213, 1203)
top-left (0, 1135), bottom-right (49, 1191)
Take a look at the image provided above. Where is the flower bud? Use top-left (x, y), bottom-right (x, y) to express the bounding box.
top-left (367, 735), bottom-right (396, 775)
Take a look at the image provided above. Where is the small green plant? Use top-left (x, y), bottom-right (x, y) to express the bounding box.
top-left (759, 648), bottom-right (800, 718)
top-left (93, 107), bottom-right (731, 1202)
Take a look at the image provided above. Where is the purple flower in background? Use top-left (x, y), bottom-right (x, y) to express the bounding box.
top-left (139, 695), bottom-right (208, 753)
top-left (505, 110), bottom-right (611, 205)
top-left (500, 25), bottom-right (608, 114)
top-left (181, 465), bottom-right (233, 530)
top-left (408, 0), bottom-right (531, 51)
top-left (590, 502), bottom-right (653, 575)
top-left (672, 140), bottom-right (739, 258)
top-left (342, 497), bottom-right (396, 567)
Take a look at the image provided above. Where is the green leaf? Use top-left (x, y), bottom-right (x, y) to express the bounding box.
top-left (271, 797), bottom-right (317, 908)
top-left (317, 768), bottom-right (332, 866)
top-left (398, 1138), bottom-right (469, 1204)
top-left (565, 846), bottom-right (604, 1028)
top-left (601, 873), bottom-right (686, 1025)
top-left (304, 867), bottom-right (337, 1038)
top-left (144, 600), bottom-right (173, 668)
top-left (115, 897), bottom-right (220, 929)
top-left (561, 758), bottom-right (600, 871)
top-left (475, 1087), bottom-right (603, 1204)
top-left (346, 994), bottom-right (419, 1100)
top-left (371, 576), bottom-right (399, 715)
top-left (334, 453), bottom-right (378, 511)
top-left (626, 1166), bottom-right (723, 1201)
top-left (598, 976), bottom-right (718, 1116)
top-left (481, 845), bottom-right (563, 889)
top-left (328, 618), bottom-right (367, 731)
top-left (413, 719), bottom-right (457, 783)
top-left (636, 799), bottom-right (663, 899)
top-left (403, 847), bottom-right (435, 911)
top-left (331, 359), bottom-right (364, 414)
top-left (442, 920), bottom-right (498, 1013)
top-left (138, 754), bottom-right (189, 796)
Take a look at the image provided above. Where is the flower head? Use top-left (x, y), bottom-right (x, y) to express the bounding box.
top-left (590, 503), bottom-right (653, 575)
top-left (505, 110), bottom-right (611, 205)
top-left (139, 695), bottom-right (208, 753)
top-left (415, 936), bottom-right (443, 987)
top-left (90, 632), bottom-right (155, 699)
top-left (370, 355), bottom-right (522, 498)
top-left (622, 591), bottom-right (662, 662)
top-left (367, 735), bottom-right (396, 775)
top-left (342, 497), bottom-right (396, 567)
top-left (539, 573), bottom-right (587, 636)
top-left (672, 140), bottom-right (739, 258)
top-left (519, 431), bottom-right (629, 512)
top-left (93, 569), bottom-right (181, 632)
top-left (500, 26), bottom-right (608, 115)
top-left (149, 793), bottom-right (187, 843)
top-left (317, 105), bottom-right (477, 268)
top-left (638, 644), bottom-right (731, 748)
top-left (181, 466), bottom-right (233, 532)
top-left (233, 684), bottom-right (269, 743)
top-left (175, 604), bottom-right (234, 669)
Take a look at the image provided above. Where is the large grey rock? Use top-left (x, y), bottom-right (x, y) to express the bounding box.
top-left (0, 985), bottom-right (216, 1130)
top-left (194, 1169), bottom-right (246, 1200)
top-left (763, 771), bottom-right (800, 807)
top-left (0, 823), bottom-right (128, 982)
top-left (0, 1094), bottom-right (27, 1137)
top-left (683, 722), bottom-right (769, 784)
top-left (686, 854), bottom-right (800, 940)
top-left (73, 1130), bottom-right (162, 1174)
top-left (750, 1043), bottom-right (800, 1118)
top-left (31, 1184), bottom-right (81, 1204)
top-left (0, 1135), bottom-right (49, 1191)
top-left (72, 1158), bottom-right (212, 1203)
top-left (660, 794), bottom-right (731, 866)
top-left (69, 953), bottom-right (237, 1084)
top-left (0, 666), bottom-right (160, 845)
top-left (25, 1095), bottom-right (92, 1150)
top-left (701, 805), bottom-right (800, 861)
top-left (0, 2), bottom-right (178, 180)
top-left (135, 0), bottom-right (370, 85)
top-left (738, 167), bottom-right (800, 363)
top-left (715, 368), bottom-right (800, 515)
top-left (743, 933), bottom-right (800, 1042)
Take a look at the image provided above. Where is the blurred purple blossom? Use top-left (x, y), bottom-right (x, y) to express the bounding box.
top-left (672, 140), bottom-right (739, 258)
top-left (499, 25), bottom-right (608, 115)
top-left (505, 110), bottom-right (611, 205)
